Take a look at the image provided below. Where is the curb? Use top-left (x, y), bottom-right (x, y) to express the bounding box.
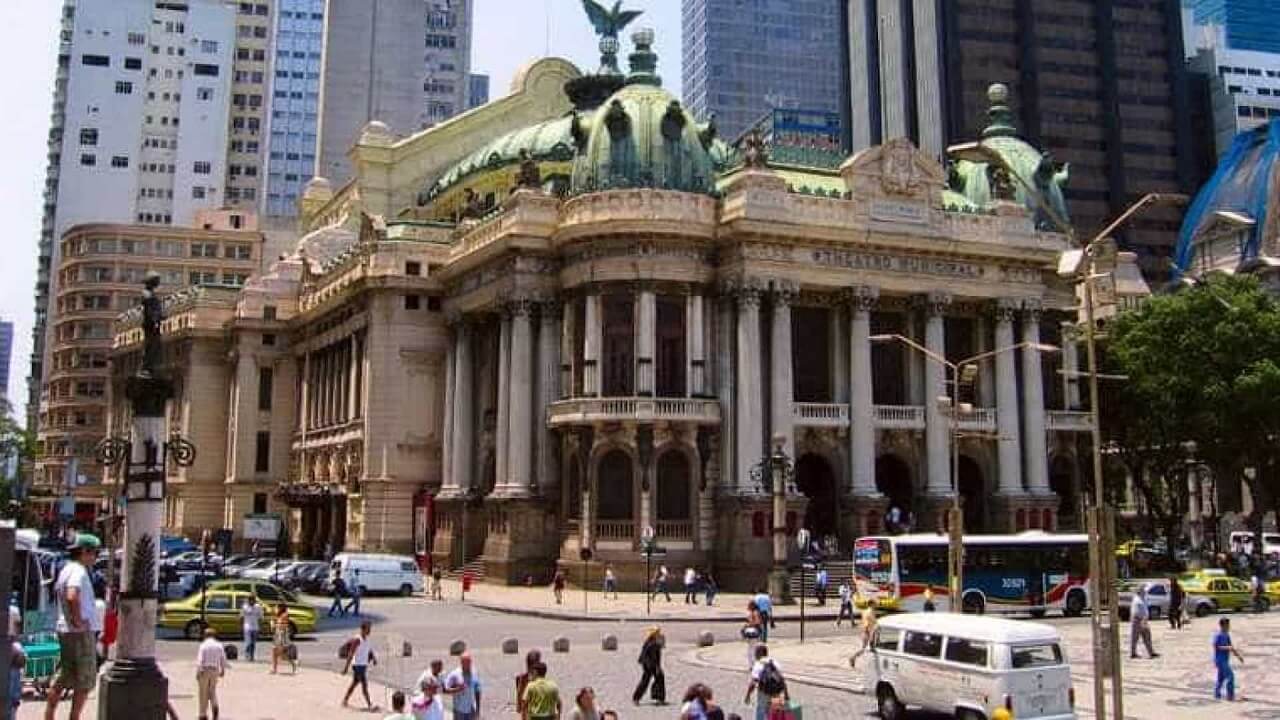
top-left (679, 644), bottom-right (866, 696)
top-left (461, 600), bottom-right (843, 624)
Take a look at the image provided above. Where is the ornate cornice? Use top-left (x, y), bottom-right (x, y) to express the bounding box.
top-left (989, 298), bottom-right (1022, 324)
top-left (842, 284), bottom-right (880, 314)
top-left (914, 291), bottom-right (952, 318)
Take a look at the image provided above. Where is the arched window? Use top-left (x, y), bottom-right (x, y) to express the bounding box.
top-left (656, 451), bottom-right (691, 520)
top-left (596, 449), bottom-right (634, 520)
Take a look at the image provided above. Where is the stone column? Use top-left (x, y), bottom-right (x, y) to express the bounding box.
top-left (715, 291), bottom-right (736, 492)
top-left (769, 283), bottom-right (796, 458)
top-left (537, 300), bottom-right (562, 493)
top-left (441, 324), bottom-right (456, 490)
top-left (300, 351), bottom-right (311, 432)
top-left (502, 301), bottom-right (534, 495)
top-left (848, 286), bottom-right (879, 495)
top-left (583, 292), bottom-right (602, 396)
top-left (686, 291), bottom-right (706, 397)
top-left (905, 309), bottom-right (924, 405)
top-left (636, 286), bottom-right (656, 396)
top-left (735, 285), bottom-right (764, 495)
top-left (560, 299), bottom-right (575, 398)
top-left (993, 300), bottom-right (1024, 495)
top-left (1022, 301), bottom-right (1050, 493)
top-left (922, 293), bottom-right (951, 494)
top-left (974, 315), bottom-right (995, 408)
top-left (830, 304), bottom-right (849, 403)
top-left (452, 321), bottom-right (475, 492)
top-left (496, 311), bottom-right (512, 488)
top-left (1061, 321), bottom-right (1080, 409)
top-left (347, 335), bottom-right (358, 421)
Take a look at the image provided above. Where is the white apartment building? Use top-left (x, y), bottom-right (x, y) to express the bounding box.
top-left (1185, 13), bottom-right (1280, 157)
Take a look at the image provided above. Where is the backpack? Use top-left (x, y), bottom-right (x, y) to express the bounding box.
top-left (758, 660), bottom-right (785, 697)
top-left (338, 637), bottom-right (358, 660)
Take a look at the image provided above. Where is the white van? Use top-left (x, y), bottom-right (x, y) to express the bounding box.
top-left (1229, 530), bottom-right (1280, 557)
top-left (869, 613), bottom-right (1076, 720)
top-left (331, 553), bottom-right (423, 596)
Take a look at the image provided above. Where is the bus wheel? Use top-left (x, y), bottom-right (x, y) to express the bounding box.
top-left (876, 685), bottom-right (904, 720)
top-left (962, 593), bottom-right (985, 615)
top-left (1064, 590), bottom-right (1086, 617)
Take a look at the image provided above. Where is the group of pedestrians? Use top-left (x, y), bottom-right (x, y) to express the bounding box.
top-left (327, 569), bottom-right (364, 617)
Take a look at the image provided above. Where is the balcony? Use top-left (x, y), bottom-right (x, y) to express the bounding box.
top-left (656, 520), bottom-right (694, 540)
top-left (594, 521), bottom-right (636, 542)
top-left (1047, 410), bottom-right (1093, 432)
top-left (792, 402), bottom-right (849, 428)
top-left (948, 406), bottom-right (997, 433)
top-left (547, 397), bottom-right (721, 427)
top-left (873, 405), bottom-right (925, 430)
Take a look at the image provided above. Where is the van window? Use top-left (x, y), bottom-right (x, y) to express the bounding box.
top-left (874, 627), bottom-right (901, 652)
top-left (944, 637), bottom-right (989, 667)
top-left (401, 561), bottom-right (418, 572)
top-left (1011, 643), bottom-right (1063, 668)
top-left (903, 631), bottom-right (943, 658)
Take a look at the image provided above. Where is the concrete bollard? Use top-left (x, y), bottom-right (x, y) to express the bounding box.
top-left (501, 637), bottom-right (519, 655)
top-left (552, 636), bottom-right (570, 653)
top-left (600, 634), bottom-right (618, 652)
top-left (697, 631), bottom-right (715, 648)
top-left (449, 639), bottom-right (467, 656)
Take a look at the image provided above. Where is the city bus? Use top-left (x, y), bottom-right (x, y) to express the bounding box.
top-left (853, 532), bottom-right (1091, 617)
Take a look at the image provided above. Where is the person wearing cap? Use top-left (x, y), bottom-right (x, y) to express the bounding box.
top-left (44, 532), bottom-right (101, 720)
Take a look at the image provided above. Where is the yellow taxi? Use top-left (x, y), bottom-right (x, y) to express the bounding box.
top-left (159, 580), bottom-right (318, 640)
top-left (1267, 578), bottom-right (1280, 604)
top-left (1179, 574), bottom-right (1263, 615)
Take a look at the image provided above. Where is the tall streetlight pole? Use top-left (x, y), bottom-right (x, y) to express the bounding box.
top-left (751, 434), bottom-right (796, 604)
top-left (870, 334), bottom-right (1058, 611)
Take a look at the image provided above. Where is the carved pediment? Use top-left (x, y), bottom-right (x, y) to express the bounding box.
top-left (840, 137), bottom-right (947, 202)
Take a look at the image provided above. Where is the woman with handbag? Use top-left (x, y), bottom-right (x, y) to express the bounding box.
top-left (631, 626), bottom-right (666, 705)
top-left (271, 604), bottom-right (297, 675)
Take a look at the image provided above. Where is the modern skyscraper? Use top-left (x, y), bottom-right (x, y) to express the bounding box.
top-left (1185, 0), bottom-right (1280, 55)
top-left (0, 321), bottom-right (13, 403)
top-left (263, 0), bottom-right (325, 218)
top-left (682, 0), bottom-right (848, 141)
top-left (845, 0), bottom-right (1199, 283)
top-left (1184, 3), bottom-right (1280, 159)
top-left (319, 0), bottom-right (473, 188)
top-left (468, 73), bottom-right (490, 110)
top-left (226, 1), bottom-right (276, 213)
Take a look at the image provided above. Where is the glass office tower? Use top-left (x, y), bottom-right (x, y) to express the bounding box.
top-left (1187, 0), bottom-right (1280, 55)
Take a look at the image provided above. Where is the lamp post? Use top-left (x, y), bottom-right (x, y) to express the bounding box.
top-left (870, 334), bottom-right (1058, 611)
top-left (97, 273), bottom-right (197, 720)
top-left (796, 527), bottom-right (810, 642)
top-left (641, 524), bottom-right (655, 616)
top-left (750, 434), bottom-right (796, 604)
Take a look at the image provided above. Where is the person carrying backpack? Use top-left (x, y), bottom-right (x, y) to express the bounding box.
top-left (744, 645), bottom-right (788, 720)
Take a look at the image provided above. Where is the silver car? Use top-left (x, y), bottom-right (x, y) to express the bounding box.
top-left (1118, 578), bottom-right (1211, 621)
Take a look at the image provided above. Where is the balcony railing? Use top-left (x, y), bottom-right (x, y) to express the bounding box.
top-left (656, 521), bottom-right (694, 540)
top-left (547, 397), bottom-right (721, 426)
top-left (873, 405), bottom-right (925, 430)
top-left (1047, 410), bottom-right (1094, 432)
top-left (594, 521), bottom-right (635, 541)
top-left (952, 407), bottom-right (997, 433)
top-left (792, 402), bottom-right (849, 427)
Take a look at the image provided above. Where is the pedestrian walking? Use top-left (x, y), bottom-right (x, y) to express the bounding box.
top-left (700, 684), bottom-right (726, 720)
top-left (240, 595), bottom-right (263, 662)
top-left (632, 626), bottom-right (666, 706)
top-left (1169, 577), bottom-right (1185, 630)
top-left (703, 571), bottom-right (718, 606)
top-left (520, 661), bottom-right (561, 720)
top-left (195, 628), bottom-right (227, 720)
top-left (443, 651), bottom-right (483, 720)
top-left (552, 567), bottom-right (567, 605)
top-left (383, 691), bottom-right (413, 720)
top-left (328, 569), bottom-right (348, 617)
top-left (1251, 572), bottom-right (1266, 612)
top-left (515, 649), bottom-right (541, 717)
top-left (411, 676), bottom-right (445, 720)
top-left (603, 566), bottom-right (618, 599)
top-left (569, 686), bottom-right (599, 720)
top-left (345, 571), bottom-right (363, 616)
top-left (416, 658), bottom-right (445, 695)
top-left (680, 683), bottom-right (709, 720)
top-left (8, 632), bottom-right (26, 720)
top-left (922, 586), bottom-right (936, 612)
top-left (744, 645), bottom-right (788, 720)
top-left (753, 589), bottom-right (774, 641)
top-left (849, 603), bottom-right (877, 668)
top-left (341, 621), bottom-right (378, 711)
top-left (1129, 585), bottom-right (1158, 659)
top-left (652, 566), bottom-right (671, 602)
top-left (684, 567), bottom-right (699, 604)
top-left (835, 581), bottom-right (854, 627)
top-left (430, 567), bottom-right (443, 602)
top-left (814, 567), bottom-right (828, 606)
top-left (271, 603), bottom-right (297, 674)
top-left (44, 532), bottom-right (101, 720)
top-left (1213, 617), bottom-right (1245, 701)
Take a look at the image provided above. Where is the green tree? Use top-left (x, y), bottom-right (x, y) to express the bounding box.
top-left (0, 398), bottom-right (36, 520)
top-left (1104, 273), bottom-right (1280, 557)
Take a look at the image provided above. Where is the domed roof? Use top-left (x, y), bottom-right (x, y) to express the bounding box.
top-left (420, 115), bottom-right (576, 204)
top-left (948, 84), bottom-right (1071, 230)
top-left (569, 30), bottom-right (716, 196)
top-left (1175, 119), bottom-right (1280, 274)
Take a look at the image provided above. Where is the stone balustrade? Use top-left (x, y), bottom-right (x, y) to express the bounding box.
top-left (792, 402), bottom-right (850, 428)
top-left (546, 396), bottom-right (721, 426)
top-left (1047, 410), bottom-right (1094, 432)
top-left (873, 404), bottom-right (926, 430)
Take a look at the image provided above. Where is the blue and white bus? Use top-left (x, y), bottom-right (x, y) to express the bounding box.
top-left (853, 532), bottom-right (1091, 617)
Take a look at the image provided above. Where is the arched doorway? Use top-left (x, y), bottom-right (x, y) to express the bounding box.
top-left (875, 454), bottom-right (914, 515)
top-left (656, 451), bottom-right (692, 531)
top-left (1049, 455), bottom-right (1077, 530)
top-left (596, 449), bottom-right (634, 521)
top-left (958, 456), bottom-right (986, 533)
top-left (795, 453), bottom-right (838, 540)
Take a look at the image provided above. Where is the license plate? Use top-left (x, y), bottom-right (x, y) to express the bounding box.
top-left (1028, 693), bottom-right (1052, 710)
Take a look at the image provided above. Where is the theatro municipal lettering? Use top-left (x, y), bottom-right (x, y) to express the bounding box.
top-left (809, 248), bottom-right (987, 280)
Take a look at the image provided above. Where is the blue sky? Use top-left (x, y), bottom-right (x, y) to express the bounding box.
top-left (0, 0), bottom-right (681, 422)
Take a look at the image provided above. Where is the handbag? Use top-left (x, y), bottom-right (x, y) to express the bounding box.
top-left (741, 625), bottom-right (761, 640)
top-left (286, 644), bottom-right (298, 662)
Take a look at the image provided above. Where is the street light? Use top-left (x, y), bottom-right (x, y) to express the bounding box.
top-left (870, 334), bottom-right (1059, 612)
top-left (749, 434), bottom-right (797, 604)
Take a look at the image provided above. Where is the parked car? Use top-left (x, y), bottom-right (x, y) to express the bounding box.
top-left (225, 557), bottom-right (275, 579)
top-left (242, 559), bottom-right (298, 582)
top-left (1117, 578), bottom-right (1212, 621)
top-left (279, 561), bottom-right (328, 592)
top-left (1181, 575), bottom-right (1264, 615)
top-left (165, 551), bottom-right (222, 572)
top-left (331, 553), bottom-right (423, 596)
top-left (159, 582), bottom-right (316, 640)
top-left (870, 613), bottom-right (1076, 720)
top-left (160, 536), bottom-right (197, 558)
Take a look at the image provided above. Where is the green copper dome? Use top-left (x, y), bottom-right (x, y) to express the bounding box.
top-left (420, 115), bottom-right (576, 205)
top-left (569, 30), bottom-right (717, 196)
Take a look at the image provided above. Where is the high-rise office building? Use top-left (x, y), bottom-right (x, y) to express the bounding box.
top-left (1184, 3), bottom-right (1280, 159)
top-left (682, 0), bottom-right (848, 142)
top-left (1185, 0), bottom-right (1280, 55)
top-left (468, 73), bottom-right (490, 110)
top-left (226, 1), bottom-right (276, 213)
top-left (262, 0), bottom-right (325, 217)
top-left (0, 321), bottom-right (12, 403)
top-left (29, 0), bottom-right (239, 428)
top-left (319, 0), bottom-right (473, 188)
top-left (845, 0), bottom-right (1198, 283)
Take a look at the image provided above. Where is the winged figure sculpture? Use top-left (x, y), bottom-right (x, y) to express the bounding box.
top-left (582, 0), bottom-right (643, 39)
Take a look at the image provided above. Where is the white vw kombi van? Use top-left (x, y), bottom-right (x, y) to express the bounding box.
top-left (869, 613), bottom-right (1076, 720)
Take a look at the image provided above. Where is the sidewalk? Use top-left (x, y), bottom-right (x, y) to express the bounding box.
top-left (438, 578), bottom-right (844, 623)
top-left (684, 612), bottom-right (1280, 719)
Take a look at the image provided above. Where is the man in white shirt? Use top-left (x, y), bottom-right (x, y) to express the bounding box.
top-left (744, 645), bottom-right (788, 720)
top-left (44, 532), bottom-right (100, 720)
top-left (442, 652), bottom-right (482, 720)
top-left (1129, 586), bottom-right (1158, 659)
top-left (341, 621), bottom-right (378, 711)
top-left (195, 628), bottom-right (227, 720)
top-left (684, 567), bottom-right (699, 605)
top-left (239, 596), bottom-right (264, 662)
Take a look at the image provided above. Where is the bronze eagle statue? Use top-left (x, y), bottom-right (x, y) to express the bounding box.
top-left (582, 0), bottom-right (643, 39)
